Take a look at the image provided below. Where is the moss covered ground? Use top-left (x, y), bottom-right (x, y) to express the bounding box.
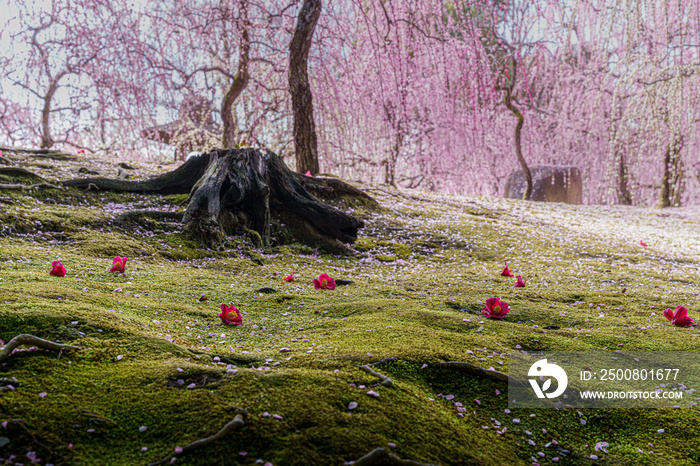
top-left (1, 156), bottom-right (700, 465)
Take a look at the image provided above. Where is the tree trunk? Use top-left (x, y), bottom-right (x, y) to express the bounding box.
top-left (289, 0), bottom-right (322, 175)
top-left (617, 152), bottom-right (632, 205)
top-left (657, 145), bottom-right (672, 209)
top-left (63, 149), bottom-right (370, 254)
top-left (40, 72), bottom-right (67, 149)
top-left (503, 88), bottom-right (532, 200)
top-left (221, 0), bottom-right (250, 149)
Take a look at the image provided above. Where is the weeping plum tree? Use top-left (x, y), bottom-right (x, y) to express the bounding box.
top-left (0, 1), bottom-right (103, 151)
top-left (6, 0), bottom-right (700, 208)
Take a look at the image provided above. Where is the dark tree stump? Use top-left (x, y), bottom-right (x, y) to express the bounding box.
top-left (63, 149), bottom-right (370, 253)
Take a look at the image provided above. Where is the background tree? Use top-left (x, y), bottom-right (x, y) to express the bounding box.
top-left (288, 0), bottom-right (322, 174)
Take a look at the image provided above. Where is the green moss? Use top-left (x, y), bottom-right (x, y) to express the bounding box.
top-left (2, 170), bottom-right (700, 465)
top-left (353, 237), bottom-right (377, 252)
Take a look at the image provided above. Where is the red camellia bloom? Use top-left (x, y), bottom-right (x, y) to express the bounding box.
top-left (640, 240), bottom-right (647, 247)
top-left (219, 304), bottom-right (243, 325)
top-left (482, 297), bottom-right (510, 319)
top-left (501, 261), bottom-right (514, 277)
top-left (283, 273), bottom-right (295, 283)
top-left (514, 275), bottom-right (526, 287)
top-left (50, 260), bottom-right (67, 277)
top-left (313, 273), bottom-right (336, 290)
top-left (110, 256), bottom-right (128, 273)
top-left (663, 305), bottom-right (695, 327)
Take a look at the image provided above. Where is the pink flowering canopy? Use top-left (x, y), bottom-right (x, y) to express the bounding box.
top-left (1, 0), bottom-right (699, 206)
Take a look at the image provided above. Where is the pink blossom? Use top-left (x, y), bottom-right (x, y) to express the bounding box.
top-left (663, 305), bottom-right (695, 327)
top-left (500, 261), bottom-right (514, 277)
top-left (514, 275), bottom-right (526, 287)
top-left (482, 297), bottom-right (510, 319)
top-left (305, 171), bottom-right (312, 177)
top-left (219, 304), bottom-right (243, 326)
top-left (110, 256), bottom-right (128, 273)
top-left (50, 260), bottom-right (67, 277)
top-left (313, 273), bottom-right (336, 290)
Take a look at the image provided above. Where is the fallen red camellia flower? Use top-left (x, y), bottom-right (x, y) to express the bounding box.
top-left (663, 305), bottom-right (695, 327)
top-left (110, 256), bottom-right (128, 273)
top-left (482, 297), bottom-right (510, 319)
top-left (50, 260), bottom-right (67, 277)
top-left (305, 170), bottom-right (312, 177)
top-left (501, 261), bottom-right (514, 277)
top-left (313, 273), bottom-right (336, 290)
top-left (514, 275), bottom-right (526, 287)
top-left (640, 240), bottom-right (647, 247)
top-left (219, 304), bottom-right (243, 325)
top-left (283, 273), bottom-right (295, 283)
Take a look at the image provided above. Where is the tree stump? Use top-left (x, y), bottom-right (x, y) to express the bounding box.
top-left (63, 149), bottom-right (370, 253)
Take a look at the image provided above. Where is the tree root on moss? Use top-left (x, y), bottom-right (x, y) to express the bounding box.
top-left (360, 357), bottom-right (397, 387)
top-left (431, 361), bottom-right (525, 386)
top-left (0, 146), bottom-right (76, 159)
top-left (148, 408), bottom-right (247, 466)
top-left (350, 447), bottom-right (440, 466)
top-left (0, 182), bottom-right (60, 191)
top-left (0, 334), bottom-right (81, 363)
top-left (354, 356), bottom-right (526, 387)
top-left (115, 210), bottom-right (183, 224)
top-left (0, 417), bottom-right (69, 462)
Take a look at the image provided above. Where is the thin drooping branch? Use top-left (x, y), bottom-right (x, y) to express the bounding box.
top-left (0, 334), bottom-right (81, 363)
top-left (148, 410), bottom-right (247, 466)
top-left (351, 447), bottom-right (440, 466)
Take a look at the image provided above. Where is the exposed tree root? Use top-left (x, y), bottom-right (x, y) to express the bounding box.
top-left (148, 408), bottom-right (247, 466)
top-left (63, 149), bottom-right (371, 253)
top-left (0, 146), bottom-right (76, 160)
top-left (353, 356), bottom-right (526, 387)
top-left (297, 174), bottom-right (378, 208)
top-left (0, 334), bottom-right (81, 363)
top-left (63, 151), bottom-right (213, 194)
top-left (0, 417), bottom-right (68, 462)
top-left (431, 361), bottom-right (525, 386)
top-left (115, 210), bottom-right (183, 224)
top-left (360, 357), bottom-right (397, 387)
top-left (350, 447), bottom-right (440, 466)
top-left (0, 166), bottom-right (50, 181)
top-left (0, 182), bottom-right (60, 191)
